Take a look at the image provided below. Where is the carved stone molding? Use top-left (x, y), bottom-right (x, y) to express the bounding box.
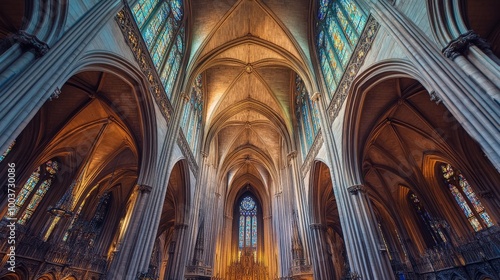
top-left (115, 8), bottom-right (173, 121)
top-left (11, 30), bottom-right (49, 58)
top-left (309, 223), bottom-right (327, 231)
top-left (348, 185), bottom-right (366, 195)
top-left (327, 16), bottom-right (380, 123)
top-left (442, 30), bottom-right (491, 60)
top-left (137, 184), bottom-right (152, 194)
top-left (177, 130), bottom-right (199, 174)
top-left (301, 130), bottom-right (324, 176)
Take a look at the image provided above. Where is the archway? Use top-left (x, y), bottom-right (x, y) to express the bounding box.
top-left (343, 72), bottom-right (500, 277)
top-left (309, 161), bottom-right (346, 280)
top-left (0, 67), bottom-right (155, 277)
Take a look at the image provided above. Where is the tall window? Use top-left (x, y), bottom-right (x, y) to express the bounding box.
top-left (441, 163), bottom-right (494, 232)
top-left (131, 0), bottom-right (185, 99)
top-left (6, 159), bottom-right (59, 225)
top-left (181, 74), bottom-right (203, 153)
top-left (408, 192), bottom-right (447, 247)
top-left (295, 75), bottom-right (320, 158)
top-left (238, 196), bottom-right (258, 258)
top-left (316, 0), bottom-right (368, 100)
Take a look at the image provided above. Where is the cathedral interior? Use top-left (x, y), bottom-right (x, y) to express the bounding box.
top-left (0, 0), bottom-right (499, 279)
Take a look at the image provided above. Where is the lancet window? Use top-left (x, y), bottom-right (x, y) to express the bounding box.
top-left (131, 0), bottom-right (185, 99)
top-left (440, 163), bottom-right (493, 231)
top-left (316, 0), bottom-right (368, 100)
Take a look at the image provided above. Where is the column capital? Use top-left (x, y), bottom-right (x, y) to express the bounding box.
top-left (442, 30), bottom-right (490, 59)
top-left (136, 184), bottom-right (152, 193)
top-left (309, 223), bottom-right (327, 231)
top-left (347, 184), bottom-right (366, 195)
top-left (287, 150), bottom-right (297, 160)
top-left (11, 30), bottom-right (50, 58)
top-left (310, 92), bottom-right (321, 102)
top-left (175, 223), bottom-right (189, 230)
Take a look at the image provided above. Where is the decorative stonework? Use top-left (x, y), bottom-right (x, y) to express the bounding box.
top-left (442, 30), bottom-right (491, 60)
top-left (309, 223), bottom-right (327, 231)
top-left (301, 130), bottom-right (324, 177)
top-left (327, 16), bottom-right (380, 123)
top-left (0, 30), bottom-right (49, 58)
top-left (347, 185), bottom-right (366, 195)
top-left (137, 184), bottom-right (152, 193)
top-left (115, 8), bottom-right (173, 121)
top-left (178, 130), bottom-right (199, 174)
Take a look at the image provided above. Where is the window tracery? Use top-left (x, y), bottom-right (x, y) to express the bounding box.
top-left (6, 159), bottom-right (59, 225)
top-left (238, 196), bottom-right (258, 259)
top-left (316, 0), bottom-right (368, 100)
top-left (181, 74), bottom-right (203, 153)
top-left (440, 163), bottom-right (493, 231)
top-left (131, 0), bottom-right (184, 99)
top-left (295, 75), bottom-right (320, 158)
top-left (0, 140), bottom-right (15, 162)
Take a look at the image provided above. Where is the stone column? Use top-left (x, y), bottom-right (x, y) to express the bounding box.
top-left (107, 184), bottom-right (152, 279)
top-left (442, 31), bottom-right (500, 101)
top-left (310, 92), bottom-right (394, 279)
top-left (164, 223), bottom-right (189, 279)
top-left (0, 0), bottom-right (124, 153)
top-left (309, 224), bottom-right (334, 280)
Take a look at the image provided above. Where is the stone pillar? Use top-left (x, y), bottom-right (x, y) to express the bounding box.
top-left (309, 224), bottom-right (334, 280)
top-left (0, 0), bottom-right (124, 153)
top-left (310, 92), bottom-right (394, 279)
top-left (107, 184), bottom-right (152, 280)
top-left (164, 223), bottom-right (189, 279)
top-left (442, 30), bottom-right (500, 101)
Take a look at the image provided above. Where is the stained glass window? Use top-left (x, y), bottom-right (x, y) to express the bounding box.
top-left (0, 140), bottom-right (15, 162)
top-left (441, 163), bottom-right (493, 232)
top-left (295, 75), bottom-right (320, 158)
top-left (238, 196), bottom-right (258, 257)
top-left (408, 192), bottom-right (447, 247)
top-left (5, 159), bottom-right (59, 224)
top-left (131, 0), bottom-right (185, 100)
top-left (316, 0), bottom-right (367, 101)
top-left (181, 74), bottom-right (203, 153)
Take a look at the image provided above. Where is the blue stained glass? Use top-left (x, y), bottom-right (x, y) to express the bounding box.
top-left (151, 17), bottom-right (175, 68)
top-left (441, 163), bottom-right (494, 231)
top-left (132, 0), bottom-right (159, 28)
top-left (458, 174), bottom-right (484, 213)
top-left (238, 196), bottom-right (257, 251)
top-left (131, 0), bottom-right (185, 102)
top-left (316, 0), bottom-right (367, 103)
top-left (239, 216), bottom-right (245, 248)
top-left (143, 3), bottom-right (170, 48)
top-left (245, 216), bottom-right (251, 247)
top-left (340, 0), bottom-right (366, 33)
top-left (251, 216), bottom-right (257, 248)
top-left (171, 0), bottom-right (183, 22)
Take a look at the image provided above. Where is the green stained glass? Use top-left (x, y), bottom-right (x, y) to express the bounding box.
top-left (143, 3), bottom-right (170, 48)
top-left (316, 0), bottom-right (367, 102)
top-left (132, 0), bottom-right (159, 28)
top-left (151, 17), bottom-right (175, 68)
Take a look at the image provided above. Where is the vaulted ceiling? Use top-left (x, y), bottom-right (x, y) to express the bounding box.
top-left (185, 0), bottom-right (315, 194)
